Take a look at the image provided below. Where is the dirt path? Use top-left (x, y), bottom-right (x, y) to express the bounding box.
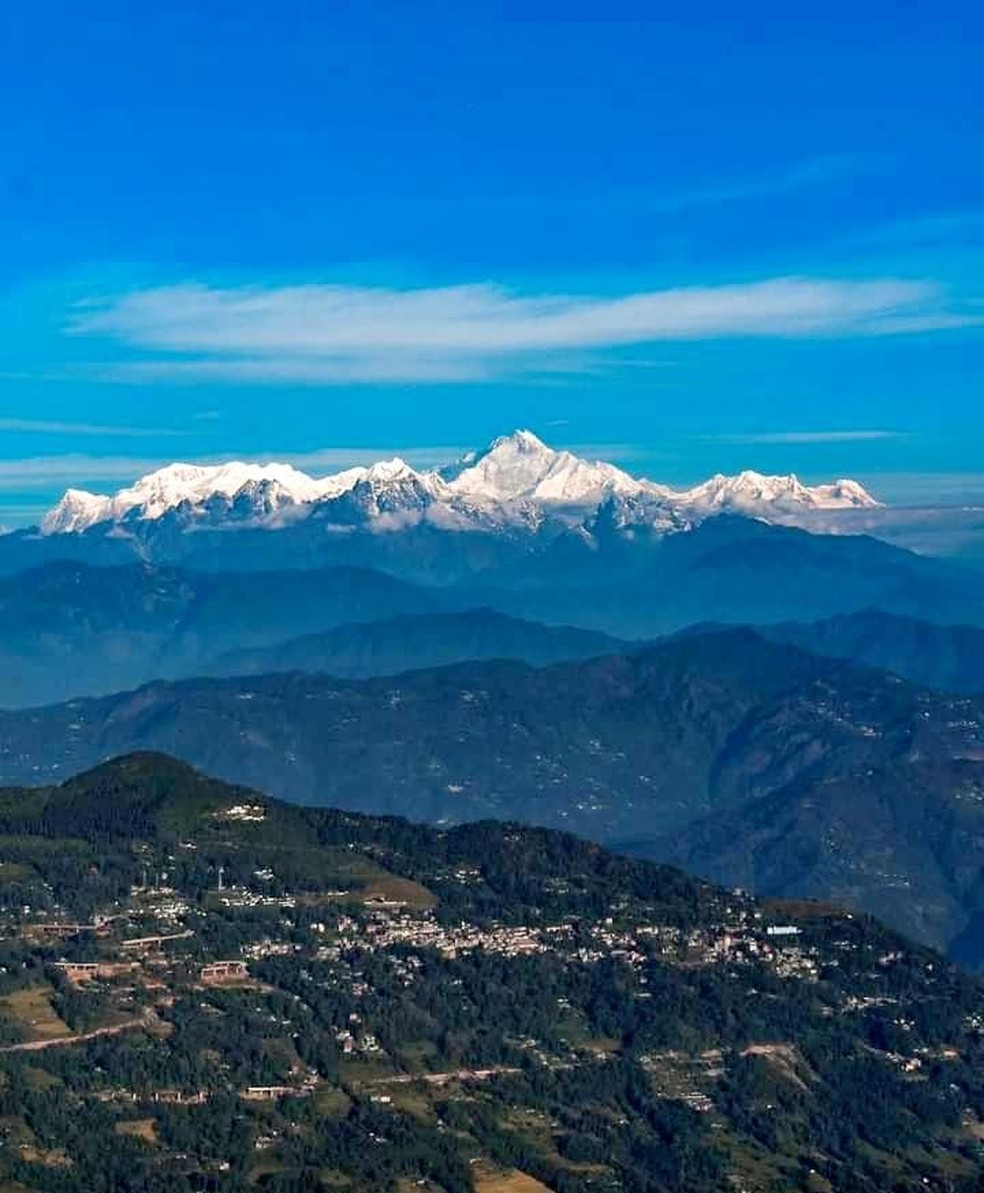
top-left (0, 1011), bottom-right (156, 1054)
top-left (368, 1066), bottom-right (521, 1087)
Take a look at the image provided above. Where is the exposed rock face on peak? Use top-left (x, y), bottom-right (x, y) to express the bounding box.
top-left (40, 430), bottom-right (881, 545)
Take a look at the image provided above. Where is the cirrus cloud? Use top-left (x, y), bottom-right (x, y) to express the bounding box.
top-left (716, 430), bottom-right (907, 445)
top-left (0, 417), bottom-right (184, 438)
top-left (68, 275), bottom-right (982, 385)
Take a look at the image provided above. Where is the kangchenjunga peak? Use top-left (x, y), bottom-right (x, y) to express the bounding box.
top-left (40, 429), bottom-right (881, 536)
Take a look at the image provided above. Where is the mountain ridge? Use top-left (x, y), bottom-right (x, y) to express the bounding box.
top-left (40, 429), bottom-right (881, 538)
top-left (0, 559), bottom-right (453, 707)
top-left (3, 628), bottom-right (984, 957)
top-left (3, 524), bottom-right (984, 707)
top-left (210, 607), bottom-right (631, 680)
top-left (755, 609), bottom-right (984, 694)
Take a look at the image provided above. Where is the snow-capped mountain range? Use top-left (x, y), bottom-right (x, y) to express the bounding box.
top-left (42, 430), bottom-right (880, 538)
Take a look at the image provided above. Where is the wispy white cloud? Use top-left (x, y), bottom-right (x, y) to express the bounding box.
top-left (0, 445), bottom-right (472, 493)
top-left (716, 430), bottom-right (906, 445)
top-left (0, 454), bottom-right (184, 487)
top-left (104, 355), bottom-right (505, 385)
top-left (0, 417), bottom-right (182, 437)
top-left (67, 275), bottom-right (983, 385)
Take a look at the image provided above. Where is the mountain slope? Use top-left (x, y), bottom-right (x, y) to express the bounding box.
top-left (2, 628), bottom-right (979, 837)
top-left (0, 560), bottom-right (454, 706)
top-left (6, 518), bottom-right (984, 706)
top-left (3, 631), bottom-right (984, 956)
top-left (756, 610), bottom-right (984, 694)
top-left (651, 759), bottom-right (984, 960)
top-left (4, 517), bottom-right (984, 709)
top-left (0, 752), bottom-right (983, 1192)
top-left (210, 608), bottom-right (630, 679)
top-left (489, 516), bottom-right (984, 636)
top-left (4, 628), bottom-right (954, 831)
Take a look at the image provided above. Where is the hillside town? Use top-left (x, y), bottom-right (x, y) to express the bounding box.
top-left (0, 764), bottom-right (979, 1192)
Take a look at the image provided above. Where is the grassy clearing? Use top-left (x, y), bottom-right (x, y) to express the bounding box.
top-left (472, 1165), bottom-right (554, 1193)
top-left (316, 1170), bottom-right (354, 1188)
top-left (386, 1086), bottom-right (436, 1123)
top-left (18, 1146), bottom-right (71, 1169)
top-left (20, 1067), bottom-right (61, 1092)
top-left (496, 1111), bottom-right (608, 1183)
top-left (579, 1036), bottom-right (620, 1057)
top-left (361, 874), bottom-right (436, 909)
top-left (200, 837), bottom-right (438, 910)
top-left (0, 862), bottom-right (32, 881)
top-left (394, 1039), bottom-right (439, 1068)
top-left (0, 987), bottom-right (70, 1043)
top-left (312, 1086), bottom-right (351, 1118)
top-left (312, 849), bottom-right (438, 910)
top-left (246, 1160), bottom-right (292, 1184)
top-left (114, 1118), bottom-right (158, 1145)
top-left (342, 867), bottom-right (437, 911)
top-left (0, 1116), bottom-right (35, 1146)
top-left (338, 1056), bottom-right (400, 1085)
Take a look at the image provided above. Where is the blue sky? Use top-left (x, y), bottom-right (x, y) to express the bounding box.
top-left (0, 1), bottom-right (982, 523)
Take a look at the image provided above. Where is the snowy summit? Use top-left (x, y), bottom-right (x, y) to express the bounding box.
top-left (41, 430), bottom-right (880, 537)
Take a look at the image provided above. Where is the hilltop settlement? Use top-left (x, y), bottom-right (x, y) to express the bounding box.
top-left (0, 754), bottom-right (983, 1192)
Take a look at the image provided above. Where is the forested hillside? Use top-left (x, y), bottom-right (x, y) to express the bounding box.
top-left (0, 754), bottom-right (982, 1191)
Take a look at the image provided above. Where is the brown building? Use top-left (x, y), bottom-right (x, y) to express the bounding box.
top-left (201, 960), bottom-right (248, 983)
top-left (53, 961), bottom-right (139, 983)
